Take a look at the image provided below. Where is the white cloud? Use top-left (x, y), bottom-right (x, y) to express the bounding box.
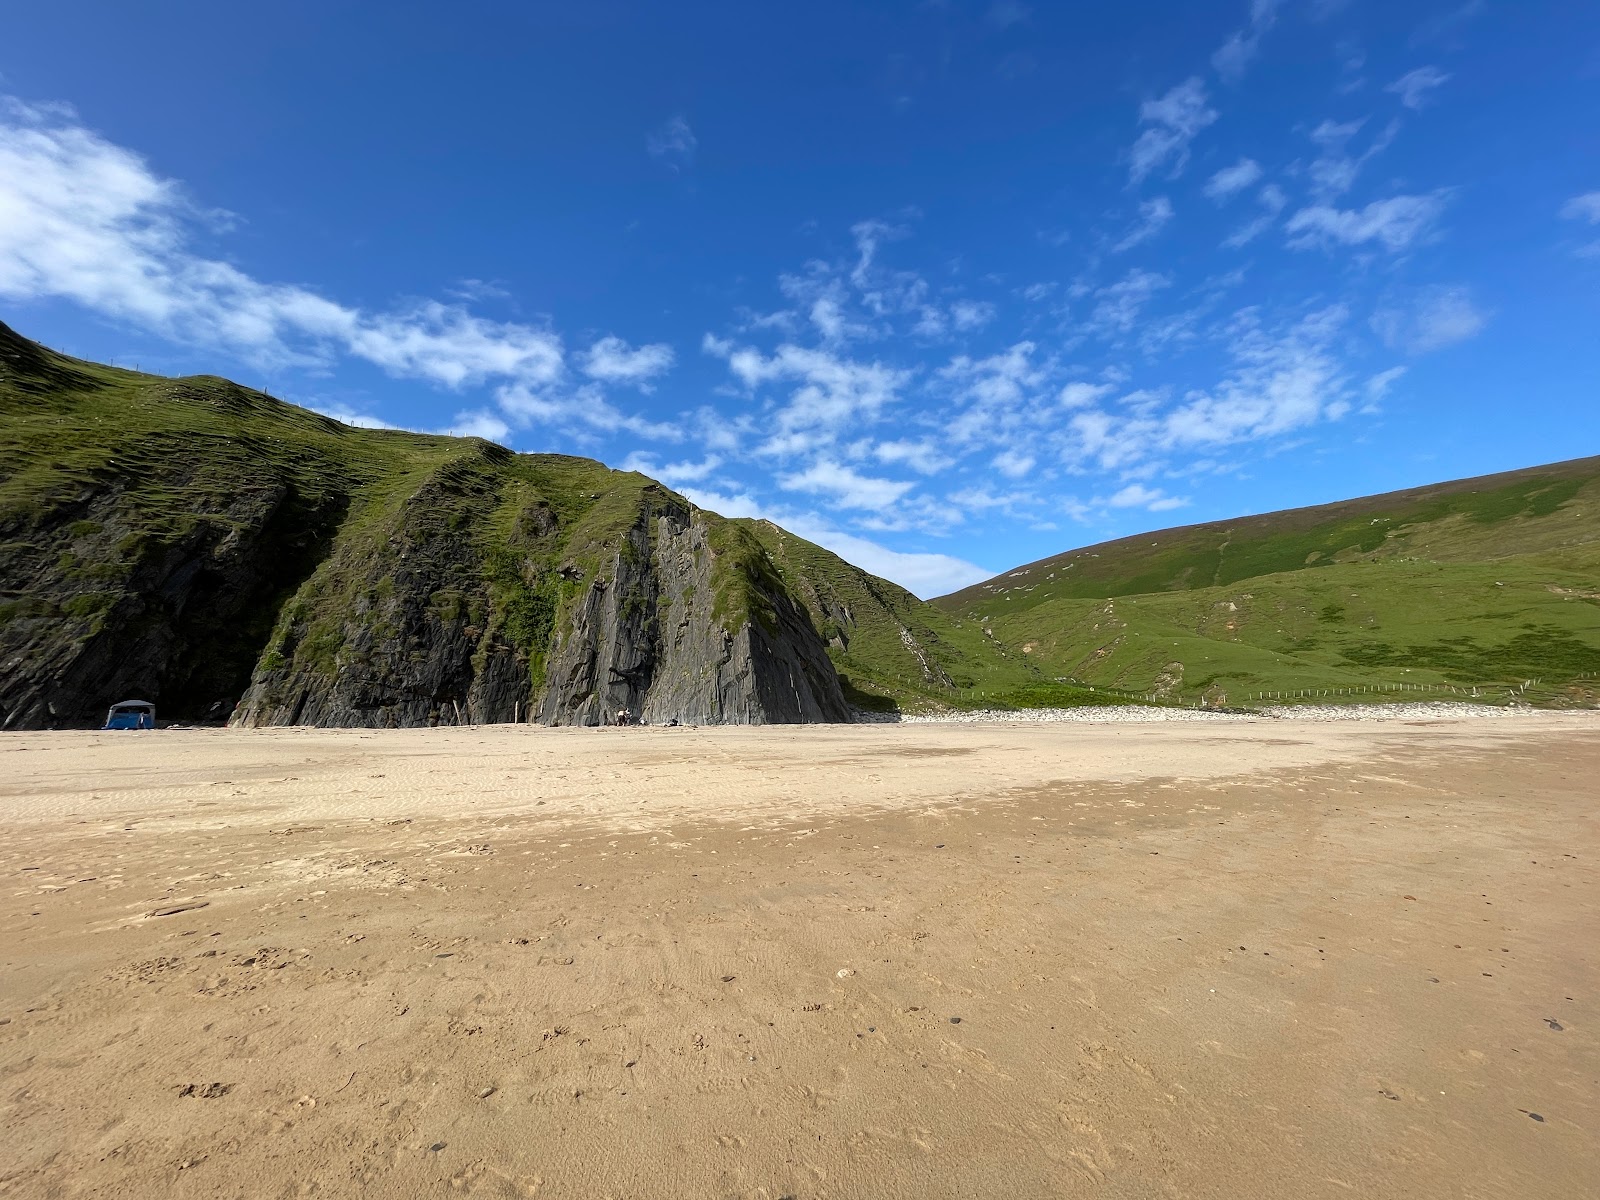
top-left (1088, 269), bottom-right (1172, 336)
top-left (1222, 183), bottom-right (1286, 248)
top-left (1305, 117), bottom-right (1398, 199)
top-left (778, 459), bottom-right (915, 510)
top-left (704, 337), bottom-right (912, 455)
top-left (1365, 365), bottom-right (1407, 401)
top-left (677, 486), bottom-right (765, 520)
top-left (1106, 483), bottom-right (1188, 512)
top-left (778, 518), bottom-right (991, 598)
top-left (991, 450), bottom-right (1036, 478)
top-left (1285, 191), bottom-right (1449, 253)
top-left (1204, 158), bottom-right (1263, 202)
top-left (1129, 78), bottom-right (1217, 184)
top-left (1212, 0), bottom-right (1284, 82)
top-left (1371, 286), bottom-right (1489, 354)
top-left (1064, 306), bottom-right (1354, 471)
top-left (647, 115), bottom-right (697, 167)
top-left (442, 409), bottom-right (514, 442)
top-left (620, 452), bottom-right (723, 486)
top-left (949, 299), bottom-right (997, 330)
top-left (940, 341), bottom-right (1051, 445)
top-left (0, 99), bottom-right (570, 388)
top-left (1060, 381), bottom-right (1115, 409)
top-left (848, 218), bottom-right (930, 321)
top-left (874, 439), bottom-right (954, 474)
top-left (1562, 192), bottom-right (1600, 224)
top-left (497, 382), bottom-right (679, 441)
top-left (581, 335), bottom-right (675, 389)
top-left (1163, 306), bottom-right (1352, 447)
top-left (0, 96), bottom-right (685, 444)
top-left (1386, 66), bottom-right (1450, 110)
top-left (1111, 196), bottom-right (1175, 252)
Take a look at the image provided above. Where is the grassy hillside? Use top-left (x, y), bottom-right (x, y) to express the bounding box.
top-left (939, 459), bottom-right (1600, 708)
top-left (1, 320), bottom-right (1062, 722)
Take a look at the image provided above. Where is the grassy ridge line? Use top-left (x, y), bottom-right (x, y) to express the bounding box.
top-left (939, 456), bottom-right (1600, 610)
top-left (936, 448), bottom-right (1600, 709)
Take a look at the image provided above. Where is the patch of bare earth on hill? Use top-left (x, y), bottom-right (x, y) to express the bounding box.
top-left (0, 719), bottom-right (1595, 1198)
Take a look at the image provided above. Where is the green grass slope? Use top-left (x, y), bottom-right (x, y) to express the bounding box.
top-left (939, 460), bottom-right (1600, 707)
top-left (0, 321), bottom-right (860, 721)
top-left (3, 320), bottom-right (1064, 721)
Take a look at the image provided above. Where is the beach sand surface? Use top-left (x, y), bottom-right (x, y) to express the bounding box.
top-left (1, 715), bottom-right (1596, 1198)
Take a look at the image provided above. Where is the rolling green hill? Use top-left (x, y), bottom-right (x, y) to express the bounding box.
top-left (0, 319), bottom-right (1070, 727)
top-left (937, 459), bottom-right (1600, 707)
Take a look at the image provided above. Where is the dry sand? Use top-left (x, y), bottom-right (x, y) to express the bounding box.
top-left (1, 714), bottom-right (1596, 1199)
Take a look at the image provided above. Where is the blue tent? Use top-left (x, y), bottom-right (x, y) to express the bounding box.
top-left (103, 700), bottom-right (155, 730)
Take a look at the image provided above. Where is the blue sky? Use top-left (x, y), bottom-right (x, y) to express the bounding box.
top-left (2, 1), bottom-right (1597, 596)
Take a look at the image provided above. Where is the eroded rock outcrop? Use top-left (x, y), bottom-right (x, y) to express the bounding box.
top-left (233, 467), bottom-right (850, 728)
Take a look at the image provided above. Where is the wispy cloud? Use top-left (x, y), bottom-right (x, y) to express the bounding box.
top-left (1111, 196), bottom-right (1176, 252)
top-left (941, 341), bottom-right (1052, 446)
top-left (1562, 192), bottom-right (1600, 224)
top-left (1286, 191), bottom-right (1449, 253)
top-left (1204, 158), bottom-right (1263, 202)
top-left (874, 439), bottom-right (954, 474)
top-left (1306, 117), bottom-right (1398, 199)
top-left (1222, 183), bottom-right (1287, 247)
top-left (619, 452), bottom-right (723, 486)
top-left (777, 458), bottom-right (915, 510)
top-left (1129, 78), bottom-right (1217, 184)
top-left (1386, 66), bottom-right (1451, 110)
top-left (581, 335), bottom-right (675, 390)
top-left (1411, 0), bottom-right (1486, 47)
top-left (1088, 269), bottom-right (1173, 336)
top-left (1105, 483), bottom-right (1189, 512)
top-left (1065, 305), bottom-right (1354, 471)
top-left (1060, 381), bottom-right (1115, 409)
top-left (1212, 0), bottom-right (1284, 83)
top-left (647, 114), bottom-right (697, 169)
top-left (703, 335), bottom-right (913, 457)
top-left (1372, 285), bottom-right (1489, 353)
top-left (0, 95), bottom-right (681, 443)
top-left (1365, 365), bottom-right (1407, 401)
top-left (442, 409), bottom-right (514, 442)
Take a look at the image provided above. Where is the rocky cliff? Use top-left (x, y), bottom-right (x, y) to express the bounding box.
top-left (0, 321), bottom-right (859, 729)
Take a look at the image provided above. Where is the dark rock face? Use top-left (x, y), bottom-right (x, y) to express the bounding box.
top-left (233, 479), bottom-right (851, 729)
top-left (231, 451), bottom-right (526, 728)
top-left (0, 445), bottom-right (344, 730)
top-left (536, 513), bottom-right (850, 726)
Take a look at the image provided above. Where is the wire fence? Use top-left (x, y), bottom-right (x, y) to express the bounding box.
top-left (933, 674), bottom-right (1585, 711)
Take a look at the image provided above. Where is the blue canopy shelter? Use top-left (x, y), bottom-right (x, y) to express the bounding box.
top-left (103, 700), bottom-right (155, 730)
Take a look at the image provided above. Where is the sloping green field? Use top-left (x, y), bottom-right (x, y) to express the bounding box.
top-left (939, 459), bottom-right (1600, 708)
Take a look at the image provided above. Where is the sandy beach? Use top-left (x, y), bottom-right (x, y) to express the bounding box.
top-left (1, 713), bottom-right (1596, 1199)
